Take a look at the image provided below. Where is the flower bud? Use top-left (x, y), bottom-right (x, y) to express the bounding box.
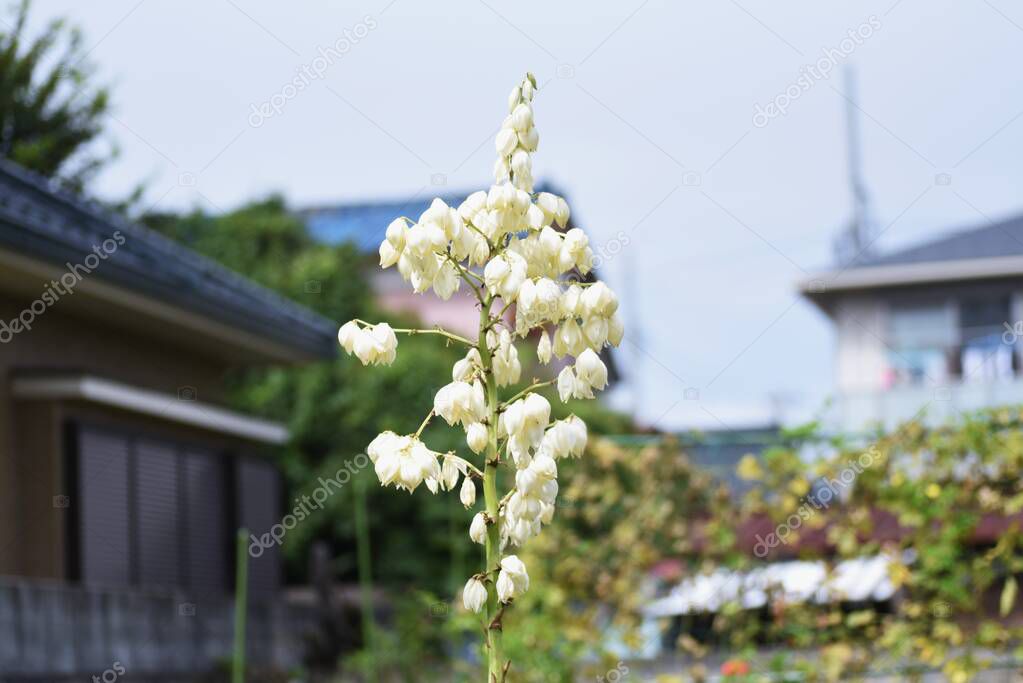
top-left (496, 570), bottom-right (516, 603)
top-left (555, 196), bottom-right (570, 227)
top-left (518, 126), bottom-right (538, 152)
top-left (385, 217), bottom-right (407, 250)
top-left (378, 240), bottom-right (399, 268)
top-left (441, 456), bottom-right (460, 491)
top-left (536, 192), bottom-right (559, 224)
top-left (463, 577), bottom-right (487, 613)
top-left (511, 149), bottom-right (531, 177)
top-left (466, 422), bottom-right (488, 454)
top-left (507, 85), bottom-right (521, 112)
top-left (537, 330), bottom-right (552, 364)
top-left (608, 314), bottom-right (624, 346)
top-left (557, 366), bottom-right (576, 403)
top-left (469, 512), bottom-right (488, 544)
top-left (521, 78), bottom-right (534, 101)
top-left (459, 477), bottom-right (476, 508)
top-left (510, 103), bottom-right (533, 131)
top-left (495, 128), bottom-right (518, 157)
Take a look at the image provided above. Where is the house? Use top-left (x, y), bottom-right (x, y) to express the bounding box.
top-left (0, 159), bottom-right (335, 680)
top-left (800, 212), bottom-right (1023, 431)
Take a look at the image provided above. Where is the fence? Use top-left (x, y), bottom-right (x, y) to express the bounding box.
top-left (0, 576), bottom-right (316, 681)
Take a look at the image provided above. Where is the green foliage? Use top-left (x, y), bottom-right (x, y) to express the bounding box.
top-left (377, 409), bottom-right (1023, 681)
top-left (0, 0), bottom-right (112, 189)
top-left (704, 407), bottom-right (1023, 681)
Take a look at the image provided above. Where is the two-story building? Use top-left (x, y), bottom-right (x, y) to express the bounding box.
top-left (800, 212), bottom-right (1023, 431)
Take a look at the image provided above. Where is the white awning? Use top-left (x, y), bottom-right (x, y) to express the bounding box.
top-left (12, 374), bottom-right (288, 445)
top-left (644, 555), bottom-right (896, 618)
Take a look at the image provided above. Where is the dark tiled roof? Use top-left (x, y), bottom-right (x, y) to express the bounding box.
top-left (301, 181), bottom-right (565, 252)
top-left (854, 213), bottom-right (1023, 268)
top-left (0, 159), bottom-right (336, 359)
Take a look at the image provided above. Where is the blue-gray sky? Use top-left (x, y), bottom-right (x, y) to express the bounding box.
top-left (29, 0), bottom-right (1023, 429)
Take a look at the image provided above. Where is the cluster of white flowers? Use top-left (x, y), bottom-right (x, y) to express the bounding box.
top-left (337, 74), bottom-right (622, 623)
top-left (337, 321), bottom-right (398, 366)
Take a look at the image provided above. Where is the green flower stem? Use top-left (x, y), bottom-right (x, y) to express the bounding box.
top-left (500, 378), bottom-right (557, 409)
top-left (354, 319), bottom-right (476, 347)
top-left (478, 297), bottom-right (505, 682)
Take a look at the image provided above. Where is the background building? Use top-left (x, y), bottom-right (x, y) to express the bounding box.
top-left (801, 212), bottom-right (1023, 431)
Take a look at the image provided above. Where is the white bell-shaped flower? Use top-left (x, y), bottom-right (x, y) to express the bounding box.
top-left (484, 250), bottom-right (528, 301)
top-left (503, 393), bottom-right (551, 467)
top-left (493, 329), bottom-right (521, 387)
top-left (537, 330), bottom-right (552, 365)
top-left (469, 512), bottom-right (488, 544)
top-left (581, 281), bottom-right (619, 317)
top-left (452, 347), bottom-right (482, 382)
top-left (339, 322), bottom-right (398, 366)
top-left (501, 555), bottom-right (529, 591)
top-left (459, 476), bottom-right (476, 508)
top-left (574, 349), bottom-right (608, 395)
top-left (434, 381), bottom-right (486, 427)
top-left (366, 431), bottom-right (440, 493)
top-left (465, 422), bottom-right (488, 454)
top-left (463, 577), bottom-right (488, 613)
top-left (495, 128), bottom-right (518, 157)
top-left (608, 314), bottom-right (624, 346)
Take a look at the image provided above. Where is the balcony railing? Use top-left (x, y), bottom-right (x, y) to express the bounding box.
top-left (836, 376), bottom-right (1023, 430)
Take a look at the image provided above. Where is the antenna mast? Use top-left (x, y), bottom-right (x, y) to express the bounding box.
top-left (833, 66), bottom-right (875, 265)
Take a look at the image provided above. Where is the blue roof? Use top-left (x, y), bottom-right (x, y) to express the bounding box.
top-left (301, 181), bottom-right (564, 251)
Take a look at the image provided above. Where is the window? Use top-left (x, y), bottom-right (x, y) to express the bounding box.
top-left (76, 429), bottom-right (131, 585)
top-left (960, 295), bottom-right (1014, 381)
top-left (884, 296), bottom-right (1017, 387)
top-left (70, 423), bottom-right (279, 596)
top-left (886, 303), bottom-right (953, 386)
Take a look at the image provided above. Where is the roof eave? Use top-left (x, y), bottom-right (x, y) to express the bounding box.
top-left (797, 254), bottom-right (1023, 312)
top-left (0, 160), bottom-right (337, 362)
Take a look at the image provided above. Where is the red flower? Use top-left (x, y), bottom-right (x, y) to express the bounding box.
top-left (721, 659), bottom-right (751, 676)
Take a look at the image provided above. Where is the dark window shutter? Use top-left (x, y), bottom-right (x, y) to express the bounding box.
top-left (135, 440), bottom-right (181, 587)
top-left (236, 457), bottom-right (282, 598)
top-left (183, 449), bottom-right (228, 593)
top-left (77, 428), bottom-right (131, 585)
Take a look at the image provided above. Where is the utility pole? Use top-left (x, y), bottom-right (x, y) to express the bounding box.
top-left (833, 66), bottom-right (876, 266)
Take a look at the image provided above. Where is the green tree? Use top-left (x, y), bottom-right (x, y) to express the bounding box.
top-left (0, 0), bottom-right (112, 189)
top-left (145, 198), bottom-right (477, 591)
